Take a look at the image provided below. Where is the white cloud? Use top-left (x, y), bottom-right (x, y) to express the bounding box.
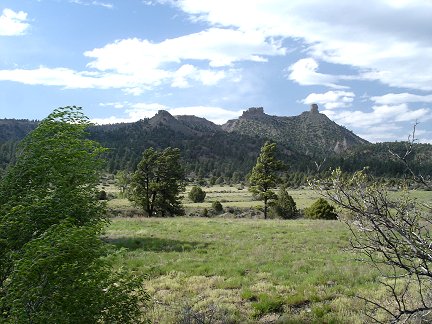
top-left (0, 8), bottom-right (30, 36)
top-left (287, 58), bottom-right (348, 89)
top-left (322, 103), bottom-right (431, 142)
top-left (69, 0), bottom-right (113, 9)
top-left (302, 90), bottom-right (355, 109)
top-left (93, 102), bottom-right (242, 125)
top-left (84, 28), bottom-right (285, 70)
top-left (0, 27), bottom-right (281, 92)
top-left (323, 104), bottom-right (430, 128)
top-left (371, 93), bottom-right (432, 105)
top-left (170, 0), bottom-right (432, 91)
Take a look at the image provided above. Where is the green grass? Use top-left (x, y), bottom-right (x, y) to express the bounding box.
top-left (105, 217), bottom-right (387, 323)
top-left (103, 183), bottom-right (431, 321)
top-left (107, 185), bottom-right (322, 212)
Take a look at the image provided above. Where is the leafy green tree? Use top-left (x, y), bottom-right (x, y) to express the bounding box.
top-left (304, 198), bottom-right (337, 220)
top-left (271, 186), bottom-right (298, 219)
top-left (189, 186), bottom-right (206, 203)
top-left (0, 106), bottom-right (146, 322)
top-left (130, 147), bottom-right (185, 216)
top-left (5, 222), bottom-right (147, 323)
top-left (249, 142), bottom-right (284, 219)
top-left (0, 107), bottom-right (106, 285)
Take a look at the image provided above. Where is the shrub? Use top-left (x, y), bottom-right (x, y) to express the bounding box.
top-left (188, 186), bottom-right (206, 203)
top-left (270, 186), bottom-right (298, 219)
top-left (212, 201), bottom-right (223, 213)
top-left (202, 208), bottom-right (209, 217)
top-left (304, 198), bottom-right (337, 220)
top-left (98, 190), bottom-right (108, 200)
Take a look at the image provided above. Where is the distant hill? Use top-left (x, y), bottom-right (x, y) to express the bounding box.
top-left (0, 119), bottom-right (38, 142)
top-left (0, 107), bottom-right (431, 182)
top-left (222, 105), bottom-right (368, 156)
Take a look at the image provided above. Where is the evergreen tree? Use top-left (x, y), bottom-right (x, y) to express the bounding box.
top-left (249, 142), bottom-right (284, 219)
top-left (188, 186), bottom-right (206, 203)
top-left (305, 198), bottom-right (337, 220)
top-left (271, 186), bottom-right (298, 219)
top-left (130, 147), bottom-right (185, 216)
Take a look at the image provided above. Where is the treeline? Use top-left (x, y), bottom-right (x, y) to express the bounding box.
top-left (0, 118), bottom-right (431, 182)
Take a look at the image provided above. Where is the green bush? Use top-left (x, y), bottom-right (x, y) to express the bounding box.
top-left (270, 186), bottom-right (298, 219)
top-left (304, 198), bottom-right (337, 220)
top-left (188, 186), bottom-right (206, 203)
top-left (212, 201), bottom-right (223, 213)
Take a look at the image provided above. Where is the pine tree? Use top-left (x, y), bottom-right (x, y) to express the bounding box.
top-left (249, 142), bottom-right (284, 219)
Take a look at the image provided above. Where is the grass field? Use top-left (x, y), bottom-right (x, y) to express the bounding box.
top-left (107, 186), bottom-right (323, 216)
top-left (103, 184), bottom-right (431, 322)
top-left (105, 217), bottom-right (388, 323)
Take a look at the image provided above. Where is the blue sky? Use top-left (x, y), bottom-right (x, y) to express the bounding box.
top-left (1, 0), bottom-right (432, 143)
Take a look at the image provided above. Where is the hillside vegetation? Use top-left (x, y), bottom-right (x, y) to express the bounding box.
top-left (1, 107), bottom-right (431, 181)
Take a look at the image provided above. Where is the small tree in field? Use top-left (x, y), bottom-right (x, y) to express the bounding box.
top-left (271, 186), bottom-right (298, 219)
top-left (249, 142), bottom-right (284, 219)
top-left (189, 186), bottom-right (206, 203)
top-left (304, 198), bottom-right (337, 220)
top-left (130, 147), bottom-right (185, 217)
top-left (212, 201), bottom-right (223, 213)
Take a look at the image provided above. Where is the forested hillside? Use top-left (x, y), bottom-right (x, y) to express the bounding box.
top-left (1, 109), bottom-right (431, 182)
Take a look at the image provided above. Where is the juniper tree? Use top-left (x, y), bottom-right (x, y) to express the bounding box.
top-left (130, 147), bottom-right (185, 216)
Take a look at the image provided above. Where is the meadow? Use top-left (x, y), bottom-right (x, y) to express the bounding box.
top-left (106, 217), bottom-right (382, 323)
top-left (101, 185), bottom-right (432, 322)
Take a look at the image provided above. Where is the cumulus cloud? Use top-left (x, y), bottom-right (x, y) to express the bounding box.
top-left (302, 90), bottom-right (355, 109)
top-left (322, 103), bottom-right (431, 142)
top-left (170, 0), bottom-right (432, 91)
top-left (0, 27), bottom-right (283, 92)
top-left (371, 93), bottom-right (432, 105)
top-left (0, 8), bottom-right (30, 36)
top-left (84, 28), bottom-right (285, 70)
top-left (287, 58), bottom-right (349, 89)
top-left (323, 104), bottom-right (430, 128)
top-left (92, 102), bottom-right (243, 125)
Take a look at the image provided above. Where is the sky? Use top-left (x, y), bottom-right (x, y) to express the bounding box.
top-left (1, 0), bottom-right (432, 143)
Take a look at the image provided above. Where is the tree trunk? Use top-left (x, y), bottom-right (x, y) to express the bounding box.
top-left (264, 197), bottom-right (268, 219)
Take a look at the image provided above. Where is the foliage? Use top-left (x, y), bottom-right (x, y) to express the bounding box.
top-left (3, 117), bottom-right (432, 180)
top-left (315, 168), bottom-right (432, 322)
top-left (189, 186), bottom-right (206, 203)
top-left (249, 141), bottom-right (284, 219)
top-left (0, 107), bottom-right (107, 286)
top-left (270, 186), bottom-right (298, 219)
top-left (212, 201), bottom-right (223, 213)
top-left (4, 222), bottom-right (147, 323)
top-left (130, 147), bottom-right (185, 217)
top-left (304, 198), bottom-right (337, 220)
top-left (0, 106), bottom-right (146, 322)
top-left (115, 170), bottom-right (132, 198)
